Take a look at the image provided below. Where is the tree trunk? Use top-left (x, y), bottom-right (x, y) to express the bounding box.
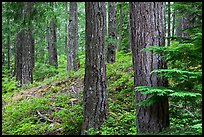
top-left (167, 2), bottom-right (171, 46)
top-left (81, 2), bottom-right (107, 134)
top-left (48, 17), bottom-right (58, 67)
top-left (15, 2), bottom-right (34, 85)
top-left (107, 2), bottom-right (116, 63)
top-left (65, 2), bottom-right (68, 54)
top-left (172, 2), bottom-right (175, 37)
top-left (67, 2), bottom-right (78, 71)
top-left (130, 2), bottom-right (169, 134)
top-left (175, 4), bottom-right (191, 40)
top-left (21, 29), bottom-right (34, 84)
top-left (7, 16), bottom-right (10, 70)
top-left (117, 2), bottom-right (122, 52)
top-left (15, 30), bottom-right (23, 84)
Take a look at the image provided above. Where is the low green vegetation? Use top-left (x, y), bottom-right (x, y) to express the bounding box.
top-left (2, 51), bottom-right (201, 135)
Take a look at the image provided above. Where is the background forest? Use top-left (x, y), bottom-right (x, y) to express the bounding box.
top-left (2, 2), bottom-right (202, 135)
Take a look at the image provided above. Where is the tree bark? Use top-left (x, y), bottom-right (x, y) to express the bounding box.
top-left (48, 17), bottom-right (58, 67)
top-left (67, 2), bottom-right (78, 71)
top-left (65, 2), bottom-right (68, 53)
top-left (107, 2), bottom-right (116, 63)
top-left (15, 30), bottom-right (23, 84)
top-left (7, 15), bottom-right (10, 70)
top-left (82, 2), bottom-right (107, 134)
top-left (117, 2), bottom-right (122, 52)
top-left (21, 29), bottom-right (34, 84)
top-left (172, 2), bottom-right (175, 37)
top-left (167, 2), bottom-right (171, 46)
top-left (130, 2), bottom-right (169, 134)
top-left (15, 2), bottom-right (34, 85)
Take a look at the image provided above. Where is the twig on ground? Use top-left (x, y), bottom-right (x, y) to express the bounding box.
top-left (36, 110), bottom-right (54, 122)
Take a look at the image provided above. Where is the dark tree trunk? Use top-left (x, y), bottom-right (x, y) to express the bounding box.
top-left (167, 2), bottom-right (171, 46)
top-left (67, 2), bottom-right (78, 71)
top-left (117, 2), bottom-right (122, 51)
top-left (48, 17), bottom-right (58, 67)
top-left (107, 2), bottom-right (116, 63)
top-left (130, 2), bottom-right (169, 134)
top-left (172, 7), bottom-right (175, 37)
top-left (15, 30), bottom-right (23, 84)
top-left (81, 2), bottom-right (107, 134)
top-left (21, 29), bottom-right (34, 84)
top-left (15, 2), bottom-right (34, 85)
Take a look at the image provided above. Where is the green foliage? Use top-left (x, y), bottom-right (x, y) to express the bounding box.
top-left (2, 67), bottom-right (19, 93)
top-left (2, 84), bottom-right (83, 135)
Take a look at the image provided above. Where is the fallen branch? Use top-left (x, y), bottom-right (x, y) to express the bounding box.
top-left (36, 110), bottom-right (54, 122)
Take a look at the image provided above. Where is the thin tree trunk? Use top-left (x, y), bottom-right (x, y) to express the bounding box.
top-left (7, 16), bottom-right (10, 70)
top-left (67, 2), bottom-right (78, 71)
top-left (167, 2), bottom-right (171, 46)
top-left (65, 2), bottom-right (68, 53)
top-left (82, 2), bottom-right (107, 134)
top-left (172, 4), bottom-right (175, 37)
top-left (130, 2), bottom-right (169, 134)
top-left (117, 2), bottom-right (122, 52)
top-left (107, 2), bottom-right (116, 63)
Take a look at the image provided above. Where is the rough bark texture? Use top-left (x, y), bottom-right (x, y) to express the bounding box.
top-left (130, 2), bottom-right (169, 134)
top-left (15, 30), bottom-right (23, 83)
top-left (117, 2), bottom-right (122, 51)
top-left (82, 2), bottom-right (107, 134)
top-left (67, 2), bottom-right (78, 71)
top-left (15, 2), bottom-right (34, 85)
top-left (48, 17), bottom-right (58, 67)
top-left (107, 2), bottom-right (116, 63)
top-left (21, 29), bottom-right (34, 84)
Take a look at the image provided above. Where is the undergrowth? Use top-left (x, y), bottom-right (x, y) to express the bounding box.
top-left (2, 51), bottom-right (201, 135)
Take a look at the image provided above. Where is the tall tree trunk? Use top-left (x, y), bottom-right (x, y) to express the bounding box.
top-left (67, 2), bottom-right (78, 71)
top-left (172, 3), bottom-right (175, 37)
top-left (15, 30), bottom-right (23, 84)
top-left (130, 2), bottom-right (169, 134)
top-left (48, 17), bottom-right (58, 67)
top-left (107, 2), bottom-right (116, 63)
top-left (167, 2), bottom-right (171, 46)
top-left (117, 2), bottom-right (122, 51)
top-left (7, 16), bottom-right (10, 70)
top-left (81, 2), bottom-right (107, 134)
top-left (21, 29), bottom-right (34, 84)
top-left (15, 2), bottom-right (34, 85)
top-left (65, 2), bottom-right (68, 54)
top-left (175, 14), bottom-right (191, 40)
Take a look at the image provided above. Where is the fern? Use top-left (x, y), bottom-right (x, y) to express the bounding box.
top-left (135, 86), bottom-right (201, 106)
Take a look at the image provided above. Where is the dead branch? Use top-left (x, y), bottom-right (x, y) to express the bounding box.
top-left (36, 110), bottom-right (54, 122)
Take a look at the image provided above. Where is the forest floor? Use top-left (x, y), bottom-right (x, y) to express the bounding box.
top-left (2, 52), bottom-right (201, 135)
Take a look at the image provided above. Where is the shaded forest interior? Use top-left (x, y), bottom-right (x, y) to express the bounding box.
top-left (2, 2), bottom-right (202, 135)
